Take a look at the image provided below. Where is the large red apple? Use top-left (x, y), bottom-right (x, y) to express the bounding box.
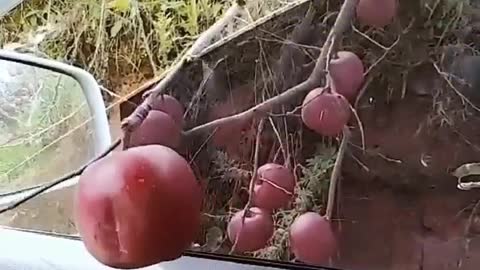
top-left (129, 110), bottom-right (181, 149)
top-left (328, 51), bottom-right (365, 102)
top-left (74, 145), bottom-right (203, 269)
top-left (289, 212), bottom-right (337, 265)
top-left (227, 207), bottom-right (274, 252)
top-left (356, 0), bottom-right (397, 28)
top-left (301, 89), bottom-right (351, 137)
top-left (252, 163), bottom-right (296, 211)
top-left (150, 94), bottom-right (185, 126)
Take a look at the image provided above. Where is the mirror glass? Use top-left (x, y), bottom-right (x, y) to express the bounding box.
top-left (0, 59), bottom-right (96, 194)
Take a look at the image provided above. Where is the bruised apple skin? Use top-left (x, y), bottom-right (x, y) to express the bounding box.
top-left (328, 51), bottom-right (365, 102)
top-left (289, 212), bottom-right (337, 266)
top-left (252, 163), bottom-right (296, 211)
top-left (356, 0), bottom-right (397, 28)
top-left (150, 94), bottom-right (185, 126)
top-left (227, 207), bottom-right (274, 252)
top-left (129, 110), bottom-right (181, 149)
top-left (74, 145), bottom-right (203, 269)
top-left (301, 89), bottom-right (351, 137)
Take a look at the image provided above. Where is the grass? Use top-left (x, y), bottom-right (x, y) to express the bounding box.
top-left (0, 0), bottom-right (230, 96)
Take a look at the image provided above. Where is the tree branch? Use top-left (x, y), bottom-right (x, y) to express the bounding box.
top-left (184, 0), bottom-right (359, 137)
top-left (120, 3), bottom-right (246, 146)
top-left (325, 127), bottom-right (350, 220)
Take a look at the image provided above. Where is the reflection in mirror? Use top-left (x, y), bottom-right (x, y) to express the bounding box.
top-left (0, 60), bottom-right (95, 194)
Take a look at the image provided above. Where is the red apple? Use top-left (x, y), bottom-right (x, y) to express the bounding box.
top-left (289, 212), bottom-right (337, 265)
top-left (328, 51), bottom-right (365, 102)
top-left (301, 89), bottom-right (351, 137)
top-left (227, 207), bottom-right (274, 252)
top-left (129, 110), bottom-right (181, 149)
top-left (252, 163), bottom-right (296, 211)
top-left (74, 145), bottom-right (203, 269)
top-left (151, 94), bottom-right (185, 126)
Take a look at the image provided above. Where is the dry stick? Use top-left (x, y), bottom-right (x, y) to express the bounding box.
top-left (133, 0), bottom-right (158, 74)
top-left (88, 0), bottom-right (106, 71)
top-left (258, 177), bottom-right (294, 195)
top-left (121, 3), bottom-right (246, 146)
top-left (325, 127), bottom-right (350, 220)
top-left (363, 37), bottom-right (401, 76)
top-left (348, 75), bottom-right (374, 150)
top-left (188, 128), bottom-right (219, 165)
top-left (230, 119), bottom-right (266, 254)
top-left (184, 58), bottom-right (226, 117)
top-left (0, 138), bottom-right (122, 214)
top-left (185, 0), bottom-right (359, 137)
top-left (268, 116), bottom-right (287, 165)
top-left (432, 62), bottom-right (480, 113)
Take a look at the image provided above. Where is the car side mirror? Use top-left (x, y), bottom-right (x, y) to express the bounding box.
top-left (0, 50), bottom-right (111, 198)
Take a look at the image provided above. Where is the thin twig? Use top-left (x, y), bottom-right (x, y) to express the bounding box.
top-left (189, 128), bottom-right (218, 165)
top-left (348, 151), bottom-right (370, 172)
top-left (432, 61), bottom-right (480, 113)
top-left (348, 141), bottom-right (402, 163)
top-left (325, 127), bottom-right (350, 220)
top-left (257, 177), bottom-right (294, 195)
top-left (88, 0), bottom-right (106, 71)
top-left (184, 58), bottom-right (226, 118)
top-left (185, 0), bottom-right (359, 137)
top-left (325, 36), bottom-right (336, 75)
top-left (132, 0), bottom-right (158, 75)
top-left (230, 118), bottom-right (265, 254)
top-left (0, 138), bottom-right (122, 214)
top-left (348, 101), bottom-right (365, 150)
top-left (363, 37), bottom-right (401, 76)
top-left (352, 23), bottom-right (390, 50)
top-left (268, 117), bottom-right (287, 165)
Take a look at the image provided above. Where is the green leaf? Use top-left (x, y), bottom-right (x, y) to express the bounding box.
top-left (108, 0), bottom-right (131, 12)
